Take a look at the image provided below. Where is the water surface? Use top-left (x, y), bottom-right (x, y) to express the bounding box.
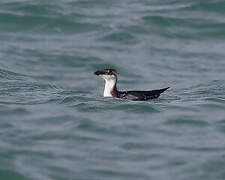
top-left (1, 0), bottom-right (225, 180)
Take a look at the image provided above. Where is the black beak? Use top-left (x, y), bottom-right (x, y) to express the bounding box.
top-left (94, 70), bottom-right (103, 75)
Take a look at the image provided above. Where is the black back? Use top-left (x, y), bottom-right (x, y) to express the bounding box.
top-left (120, 87), bottom-right (169, 101)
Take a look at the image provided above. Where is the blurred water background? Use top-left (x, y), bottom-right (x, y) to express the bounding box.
top-left (1, 0), bottom-right (225, 179)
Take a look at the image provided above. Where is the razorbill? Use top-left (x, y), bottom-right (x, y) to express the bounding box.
top-left (94, 68), bottom-right (169, 101)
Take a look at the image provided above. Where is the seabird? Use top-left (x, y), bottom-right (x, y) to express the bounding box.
top-left (94, 68), bottom-right (169, 101)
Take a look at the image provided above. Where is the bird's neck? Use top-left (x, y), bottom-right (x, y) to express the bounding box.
top-left (104, 78), bottom-right (117, 97)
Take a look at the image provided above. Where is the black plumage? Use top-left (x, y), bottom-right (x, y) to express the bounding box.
top-left (119, 87), bottom-right (169, 101)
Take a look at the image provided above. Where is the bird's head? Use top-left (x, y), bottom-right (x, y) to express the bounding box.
top-left (94, 69), bottom-right (117, 81)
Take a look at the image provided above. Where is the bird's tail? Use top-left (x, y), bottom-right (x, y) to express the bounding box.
top-left (157, 87), bottom-right (170, 94)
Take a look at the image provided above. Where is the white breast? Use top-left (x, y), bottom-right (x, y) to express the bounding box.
top-left (100, 75), bottom-right (117, 97)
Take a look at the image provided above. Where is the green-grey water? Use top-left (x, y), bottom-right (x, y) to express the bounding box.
top-left (1, 0), bottom-right (225, 180)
